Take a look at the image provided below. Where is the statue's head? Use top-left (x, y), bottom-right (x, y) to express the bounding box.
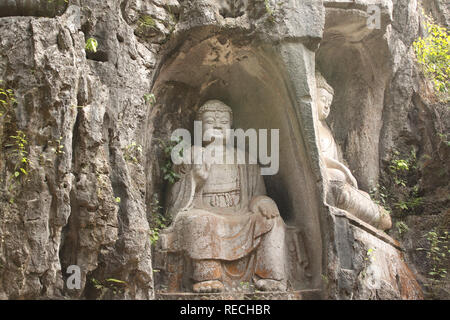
top-left (196, 100), bottom-right (233, 143)
top-left (316, 71), bottom-right (334, 120)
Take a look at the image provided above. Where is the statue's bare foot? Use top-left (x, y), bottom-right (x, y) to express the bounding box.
top-left (193, 280), bottom-right (224, 293)
top-left (255, 279), bottom-right (286, 291)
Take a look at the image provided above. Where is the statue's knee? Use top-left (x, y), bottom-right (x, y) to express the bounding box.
top-left (327, 168), bottom-right (347, 183)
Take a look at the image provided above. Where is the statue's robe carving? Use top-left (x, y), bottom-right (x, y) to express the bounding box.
top-left (320, 125), bottom-right (389, 228)
top-left (161, 148), bottom-right (286, 284)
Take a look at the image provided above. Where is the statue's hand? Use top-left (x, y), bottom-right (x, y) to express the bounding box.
top-left (193, 162), bottom-right (210, 182)
top-left (175, 163), bottom-right (190, 175)
top-left (191, 146), bottom-right (210, 183)
top-left (250, 196), bottom-right (280, 220)
top-left (324, 156), bottom-right (358, 189)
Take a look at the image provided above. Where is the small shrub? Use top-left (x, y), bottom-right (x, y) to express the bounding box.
top-left (155, 137), bottom-right (182, 184)
top-left (264, 0), bottom-right (275, 23)
top-left (4, 130), bottom-right (31, 203)
top-left (413, 13), bottom-right (449, 102)
top-left (138, 15), bottom-right (158, 31)
top-left (148, 194), bottom-right (169, 245)
top-left (91, 277), bottom-right (127, 298)
top-left (123, 142), bottom-right (142, 164)
top-left (371, 149), bottom-right (426, 232)
top-left (143, 93), bottom-right (156, 106)
top-left (395, 221), bottom-right (409, 237)
top-left (0, 82), bottom-right (16, 147)
top-left (370, 184), bottom-right (390, 210)
top-left (417, 230), bottom-right (449, 296)
top-left (8, 131), bottom-right (30, 180)
top-left (0, 82), bottom-right (16, 120)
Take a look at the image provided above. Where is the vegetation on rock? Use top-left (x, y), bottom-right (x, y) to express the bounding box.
top-left (413, 14), bottom-right (449, 102)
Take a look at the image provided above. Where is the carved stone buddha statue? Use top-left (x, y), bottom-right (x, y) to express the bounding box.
top-left (160, 100), bottom-right (288, 293)
top-left (315, 71), bottom-right (392, 231)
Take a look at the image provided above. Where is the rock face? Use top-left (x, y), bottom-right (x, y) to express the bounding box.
top-left (0, 0), bottom-right (446, 299)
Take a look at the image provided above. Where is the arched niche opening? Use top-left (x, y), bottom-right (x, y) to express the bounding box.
top-left (147, 32), bottom-right (323, 291)
top-left (316, 7), bottom-right (392, 191)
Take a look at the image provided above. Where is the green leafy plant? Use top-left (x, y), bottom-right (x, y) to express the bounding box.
top-left (365, 248), bottom-right (376, 263)
top-left (143, 93), bottom-right (156, 106)
top-left (123, 141), bottom-right (143, 164)
top-left (437, 133), bottom-right (450, 147)
top-left (370, 184), bottom-right (390, 209)
top-left (8, 130), bottom-right (30, 181)
top-left (85, 37), bottom-right (98, 53)
top-left (417, 230), bottom-right (449, 295)
top-left (376, 149), bottom-right (423, 218)
top-left (106, 278), bottom-right (126, 285)
top-left (360, 248), bottom-right (376, 279)
top-left (138, 15), bottom-right (158, 31)
top-left (321, 274), bottom-right (329, 285)
top-left (161, 162), bottom-right (180, 184)
top-left (390, 159), bottom-right (410, 172)
top-left (155, 137), bottom-right (182, 184)
top-left (70, 105), bottom-right (86, 109)
top-left (0, 82), bottom-right (16, 120)
top-left (91, 277), bottom-right (127, 298)
top-left (0, 82), bottom-right (16, 150)
top-left (239, 281), bottom-right (255, 292)
top-left (413, 13), bottom-right (449, 101)
top-left (394, 185), bottom-right (423, 213)
top-left (91, 278), bottom-right (105, 291)
top-left (264, 0), bottom-right (275, 22)
top-left (166, 7), bottom-right (178, 35)
top-left (148, 194), bottom-right (169, 245)
top-left (395, 221), bottom-right (409, 238)
top-left (46, 0), bottom-right (69, 7)
top-left (389, 151), bottom-right (415, 187)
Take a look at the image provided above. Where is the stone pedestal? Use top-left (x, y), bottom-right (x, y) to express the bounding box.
top-left (327, 207), bottom-right (423, 299)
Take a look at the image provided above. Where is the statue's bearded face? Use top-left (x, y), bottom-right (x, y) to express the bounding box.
top-left (318, 88), bottom-right (333, 120)
top-left (201, 110), bottom-right (232, 143)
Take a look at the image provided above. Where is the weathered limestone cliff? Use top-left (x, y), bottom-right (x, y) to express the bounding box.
top-left (0, 0), bottom-right (447, 299)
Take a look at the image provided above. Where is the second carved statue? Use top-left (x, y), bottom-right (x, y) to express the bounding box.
top-left (315, 71), bottom-right (392, 231)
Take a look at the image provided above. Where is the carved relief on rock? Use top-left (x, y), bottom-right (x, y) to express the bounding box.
top-left (315, 71), bottom-right (392, 231)
top-left (156, 100), bottom-right (307, 294)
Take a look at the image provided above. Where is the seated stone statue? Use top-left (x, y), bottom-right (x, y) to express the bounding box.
top-left (315, 71), bottom-right (392, 231)
top-left (160, 100), bottom-right (287, 293)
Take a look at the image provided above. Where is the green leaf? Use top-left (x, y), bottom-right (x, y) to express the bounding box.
top-left (85, 38), bottom-right (98, 53)
top-left (106, 278), bottom-right (126, 284)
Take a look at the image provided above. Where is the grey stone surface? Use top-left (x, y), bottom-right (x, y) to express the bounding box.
top-left (0, 0), bottom-right (446, 300)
